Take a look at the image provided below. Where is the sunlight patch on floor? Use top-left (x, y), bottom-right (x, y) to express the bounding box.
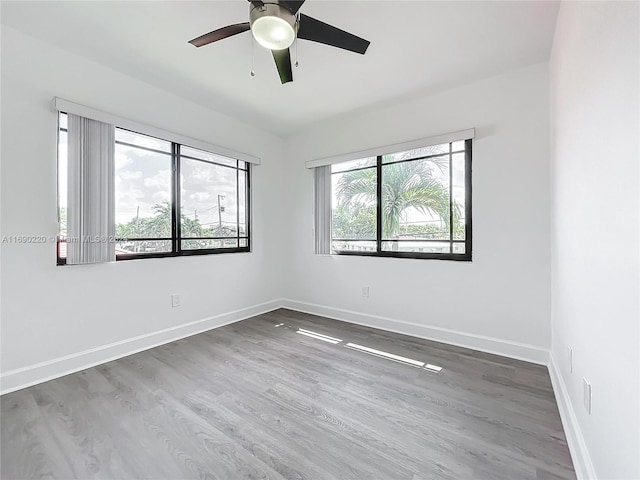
top-left (296, 328), bottom-right (343, 344)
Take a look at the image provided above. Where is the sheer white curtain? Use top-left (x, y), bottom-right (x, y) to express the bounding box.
top-left (314, 165), bottom-right (331, 255)
top-left (66, 114), bottom-right (115, 265)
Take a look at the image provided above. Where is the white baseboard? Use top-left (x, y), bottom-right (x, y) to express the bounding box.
top-left (3, 296), bottom-right (587, 479)
top-left (0, 300), bottom-right (282, 395)
top-left (548, 354), bottom-right (597, 480)
top-left (280, 299), bottom-right (549, 365)
top-left (0, 298), bottom-right (549, 396)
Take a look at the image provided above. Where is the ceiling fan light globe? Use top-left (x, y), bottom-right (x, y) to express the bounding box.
top-left (252, 15), bottom-right (295, 50)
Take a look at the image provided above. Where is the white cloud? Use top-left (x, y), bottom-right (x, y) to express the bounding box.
top-left (143, 169), bottom-right (171, 189)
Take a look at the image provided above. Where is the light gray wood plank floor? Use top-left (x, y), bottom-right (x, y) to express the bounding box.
top-left (1, 308), bottom-right (576, 480)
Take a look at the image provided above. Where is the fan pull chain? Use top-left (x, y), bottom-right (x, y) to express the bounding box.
top-left (250, 34), bottom-right (256, 77)
top-left (294, 13), bottom-right (299, 67)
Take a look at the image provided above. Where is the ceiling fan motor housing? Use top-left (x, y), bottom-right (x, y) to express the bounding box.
top-left (189, 1), bottom-right (370, 83)
top-left (250, 3), bottom-right (298, 50)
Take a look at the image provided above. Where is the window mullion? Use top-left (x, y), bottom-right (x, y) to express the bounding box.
top-left (247, 166), bottom-right (251, 251)
top-left (236, 162), bottom-right (240, 246)
top-left (376, 155), bottom-right (382, 253)
top-left (173, 143), bottom-right (180, 254)
top-left (449, 142), bottom-right (453, 254)
top-left (465, 139), bottom-right (473, 256)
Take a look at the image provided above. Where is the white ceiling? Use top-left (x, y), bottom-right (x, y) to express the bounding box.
top-left (1, 1), bottom-right (559, 136)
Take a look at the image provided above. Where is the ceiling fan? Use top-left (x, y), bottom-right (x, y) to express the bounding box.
top-left (188, 0), bottom-right (371, 84)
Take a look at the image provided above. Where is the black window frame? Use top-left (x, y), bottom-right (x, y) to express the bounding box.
top-left (330, 139), bottom-right (472, 261)
top-left (57, 114), bottom-right (251, 265)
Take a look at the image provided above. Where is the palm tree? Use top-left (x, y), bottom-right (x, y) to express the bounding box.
top-left (146, 202), bottom-right (172, 238)
top-left (336, 158), bottom-right (459, 241)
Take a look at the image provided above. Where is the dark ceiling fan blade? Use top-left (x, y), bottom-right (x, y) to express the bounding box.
top-left (272, 48), bottom-right (293, 84)
top-left (188, 22), bottom-right (251, 47)
top-left (298, 14), bottom-right (370, 54)
top-left (279, 1), bottom-right (305, 14)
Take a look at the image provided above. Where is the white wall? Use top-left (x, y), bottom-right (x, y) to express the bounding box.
top-left (0, 26), bottom-right (286, 391)
top-left (282, 63), bottom-right (551, 363)
top-left (550, 2), bottom-right (639, 479)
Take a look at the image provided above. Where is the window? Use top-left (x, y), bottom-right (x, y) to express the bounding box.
top-left (57, 113), bottom-right (250, 264)
top-left (329, 139), bottom-right (471, 260)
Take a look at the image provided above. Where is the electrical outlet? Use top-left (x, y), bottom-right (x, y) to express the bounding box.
top-left (361, 286), bottom-right (370, 298)
top-left (583, 377), bottom-right (592, 414)
top-left (568, 346), bottom-right (573, 373)
top-left (171, 294), bottom-right (181, 308)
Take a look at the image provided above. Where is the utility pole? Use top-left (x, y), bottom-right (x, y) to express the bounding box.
top-left (135, 205), bottom-right (140, 252)
top-left (217, 194), bottom-right (225, 233)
